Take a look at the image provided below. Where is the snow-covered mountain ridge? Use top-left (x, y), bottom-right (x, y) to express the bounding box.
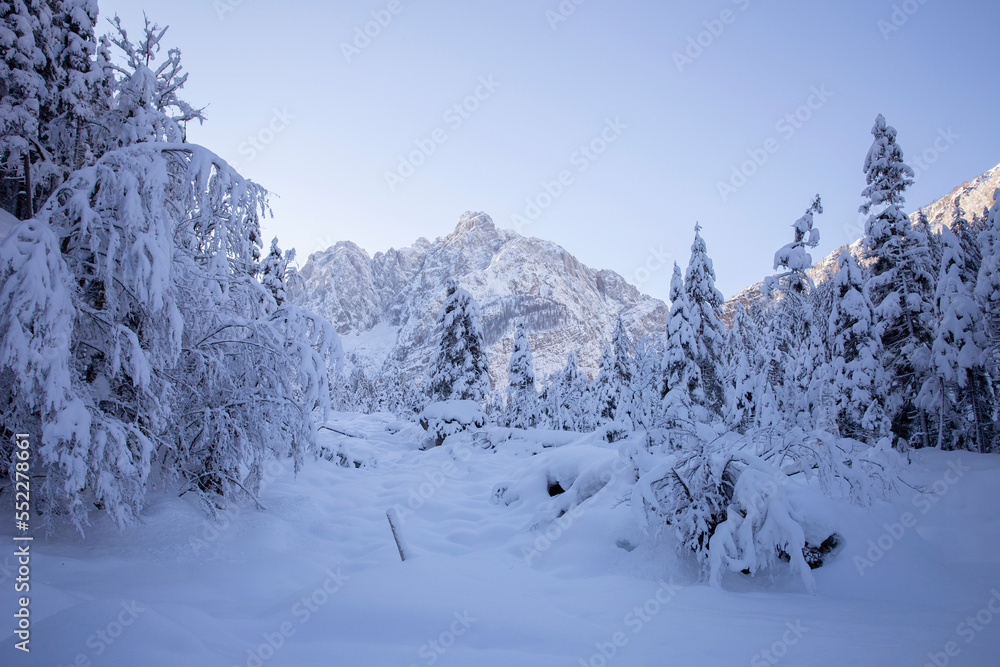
top-left (726, 161), bottom-right (1000, 319)
top-left (294, 212), bottom-right (667, 386)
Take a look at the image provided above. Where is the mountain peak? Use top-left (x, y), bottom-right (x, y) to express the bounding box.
top-left (454, 211), bottom-right (496, 235)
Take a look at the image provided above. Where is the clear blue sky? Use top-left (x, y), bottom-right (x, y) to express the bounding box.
top-left (101, 0), bottom-right (1000, 301)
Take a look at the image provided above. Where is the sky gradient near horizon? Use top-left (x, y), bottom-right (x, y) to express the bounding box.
top-left (101, 0), bottom-right (1000, 301)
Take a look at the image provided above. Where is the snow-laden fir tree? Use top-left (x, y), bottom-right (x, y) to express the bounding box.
top-left (1, 0), bottom-right (47, 217)
top-left (549, 351), bottom-right (591, 431)
top-left (684, 224), bottom-right (726, 417)
top-left (767, 195), bottom-right (822, 297)
top-left (631, 334), bottom-right (662, 431)
top-left (505, 318), bottom-right (539, 429)
top-left (722, 304), bottom-right (761, 433)
top-left (976, 191), bottom-right (1000, 377)
top-left (592, 343), bottom-right (617, 424)
top-left (662, 262), bottom-right (702, 429)
top-left (860, 114), bottom-right (936, 448)
top-left (611, 315), bottom-right (640, 429)
top-left (920, 226), bottom-right (993, 451)
top-left (766, 196), bottom-right (825, 428)
top-left (427, 279), bottom-right (490, 404)
top-left (828, 249), bottom-right (890, 443)
top-left (260, 237), bottom-right (290, 306)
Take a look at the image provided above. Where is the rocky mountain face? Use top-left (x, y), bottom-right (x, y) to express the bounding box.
top-left (294, 212), bottom-right (667, 387)
top-left (725, 162), bottom-right (1000, 320)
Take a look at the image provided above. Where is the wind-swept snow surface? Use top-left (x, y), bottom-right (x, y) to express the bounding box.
top-left (2, 415), bottom-right (999, 665)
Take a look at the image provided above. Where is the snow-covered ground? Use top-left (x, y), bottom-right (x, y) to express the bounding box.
top-left (3, 415), bottom-right (999, 666)
top-left (0, 208), bottom-right (18, 241)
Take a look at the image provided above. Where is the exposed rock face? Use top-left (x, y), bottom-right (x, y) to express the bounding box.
top-left (295, 212), bottom-right (667, 386)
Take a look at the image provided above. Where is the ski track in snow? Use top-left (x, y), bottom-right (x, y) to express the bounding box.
top-left (2, 414), bottom-right (1000, 666)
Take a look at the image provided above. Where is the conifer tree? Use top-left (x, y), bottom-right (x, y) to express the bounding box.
top-left (505, 318), bottom-right (539, 428)
top-left (828, 249), bottom-right (890, 443)
top-left (427, 279), bottom-right (490, 404)
top-left (859, 114), bottom-right (936, 448)
top-left (662, 263), bottom-right (702, 428)
top-left (921, 227), bottom-right (992, 451)
top-left (592, 344), bottom-right (616, 424)
top-left (684, 224), bottom-right (726, 417)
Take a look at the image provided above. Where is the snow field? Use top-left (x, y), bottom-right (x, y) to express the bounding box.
top-left (1, 415), bottom-right (999, 665)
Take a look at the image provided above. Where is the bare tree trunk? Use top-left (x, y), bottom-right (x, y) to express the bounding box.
top-left (21, 152), bottom-right (32, 220)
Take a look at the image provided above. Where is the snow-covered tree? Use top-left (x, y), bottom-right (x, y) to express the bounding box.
top-left (920, 227), bottom-right (993, 451)
top-left (766, 196), bottom-right (825, 429)
top-left (828, 249), bottom-right (890, 443)
top-left (101, 15), bottom-right (203, 149)
top-left (259, 237), bottom-right (290, 306)
top-left (722, 304), bottom-right (761, 433)
top-left (684, 224), bottom-right (726, 417)
top-left (662, 262), bottom-right (701, 429)
top-left (505, 318), bottom-right (539, 429)
top-left (592, 344), bottom-right (616, 425)
top-left (549, 351), bottom-right (591, 431)
top-left (1, 0), bottom-right (48, 218)
top-left (767, 195), bottom-right (822, 297)
top-left (0, 143), bottom-right (338, 530)
top-left (859, 114), bottom-right (935, 448)
top-left (427, 279), bottom-right (490, 404)
top-left (611, 315), bottom-right (639, 429)
top-left (631, 334), bottom-right (662, 431)
top-left (976, 192), bottom-right (1000, 376)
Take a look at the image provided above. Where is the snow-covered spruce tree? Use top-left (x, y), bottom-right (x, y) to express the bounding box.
top-left (722, 304), bottom-right (762, 433)
top-left (765, 196), bottom-right (825, 429)
top-left (631, 334), bottom-right (662, 432)
top-left (920, 226), bottom-right (993, 452)
top-left (0, 144), bottom-right (338, 530)
top-left (550, 351), bottom-right (591, 431)
top-left (684, 224), bottom-right (726, 417)
top-left (426, 279), bottom-right (490, 404)
top-left (859, 114), bottom-right (936, 448)
top-left (828, 249), bottom-right (890, 443)
top-left (592, 343), bottom-right (617, 425)
top-left (661, 262), bottom-right (702, 431)
top-left (505, 318), bottom-right (539, 429)
top-left (976, 192), bottom-right (1000, 378)
top-left (0, 0), bottom-right (48, 217)
top-left (767, 195), bottom-right (822, 298)
top-left (611, 315), bottom-right (640, 430)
